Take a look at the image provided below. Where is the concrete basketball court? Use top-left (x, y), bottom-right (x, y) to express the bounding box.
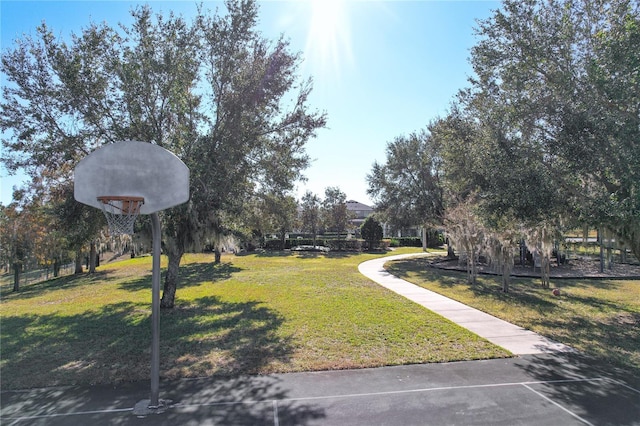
top-left (2, 254), bottom-right (639, 425)
top-left (2, 353), bottom-right (639, 425)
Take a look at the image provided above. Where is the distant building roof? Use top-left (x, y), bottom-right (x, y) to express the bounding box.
top-left (346, 200), bottom-right (373, 211)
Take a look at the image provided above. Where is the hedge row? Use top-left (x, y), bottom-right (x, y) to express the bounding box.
top-left (385, 234), bottom-right (444, 248)
top-left (263, 235), bottom-right (443, 251)
top-left (386, 237), bottom-right (422, 248)
top-left (264, 238), bottom-right (365, 251)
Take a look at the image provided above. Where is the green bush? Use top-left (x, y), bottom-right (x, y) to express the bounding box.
top-left (385, 233), bottom-right (444, 249)
top-left (322, 232), bottom-right (351, 240)
top-left (264, 239), bottom-right (289, 250)
top-left (264, 237), bottom-right (364, 251)
top-left (360, 216), bottom-right (384, 250)
top-left (325, 239), bottom-right (363, 251)
top-left (399, 237), bottom-right (422, 247)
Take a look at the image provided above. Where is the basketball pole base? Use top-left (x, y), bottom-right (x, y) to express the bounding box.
top-left (132, 399), bottom-right (172, 417)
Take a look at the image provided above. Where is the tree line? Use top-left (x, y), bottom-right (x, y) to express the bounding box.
top-left (235, 186), bottom-right (358, 250)
top-left (368, 0), bottom-right (639, 291)
top-left (0, 178), bottom-right (362, 292)
top-left (2, 0), bottom-right (638, 301)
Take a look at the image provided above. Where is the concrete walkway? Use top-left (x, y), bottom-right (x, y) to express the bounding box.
top-left (358, 253), bottom-right (573, 355)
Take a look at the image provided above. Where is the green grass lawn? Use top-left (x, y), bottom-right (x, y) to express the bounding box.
top-left (385, 257), bottom-right (640, 380)
top-left (0, 249), bottom-right (509, 389)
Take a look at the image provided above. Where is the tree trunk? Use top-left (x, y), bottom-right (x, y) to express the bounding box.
top-left (471, 250), bottom-right (478, 285)
top-left (12, 263), bottom-right (20, 292)
top-left (501, 267), bottom-right (510, 293)
top-left (599, 239), bottom-right (605, 273)
top-left (74, 250), bottom-right (83, 274)
top-left (53, 259), bottom-right (61, 277)
top-left (541, 255), bottom-right (551, 288)
top-left (628, 238), bottom-right (640, 266)
top-left (89, 241), bottom-right (97, 274)
top-left (614, 224), bottom-right (639, 265)
top-left (447, 241), bottom-right (455, 258)
top-left (467, 247), bottom-right (477, 285)
top-left (501, 250), bottom-right (512, 293)
top-left (422, 227), bottom-right (428, 252)
top-left (214, 248), bottom-right (221, 264)
top-left (161, 246), bottom-right (184, 309)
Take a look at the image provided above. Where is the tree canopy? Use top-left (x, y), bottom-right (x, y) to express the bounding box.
top-left (321, 187), bottom-right (352, 233)
top-left (461, 0), bottom-right (640, 258)
top-left (369, 0), bottom-right (639, 287)
top-left (366, 130), bottom-right (444, 234)
top-left (300, 191), bottom-right (322, 244)
top-left (360, 216), bottom-right (383, 250)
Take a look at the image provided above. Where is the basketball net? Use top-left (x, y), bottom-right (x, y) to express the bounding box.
top-left (97, 196), bottom-right (144, 236)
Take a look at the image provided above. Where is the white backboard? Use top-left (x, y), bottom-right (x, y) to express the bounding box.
top-left (74, 141), bottom-right (189, 214)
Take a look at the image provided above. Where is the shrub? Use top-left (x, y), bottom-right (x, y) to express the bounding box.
top-left (264, 239), bottom-right (288, 250)
top-left (264, 237), bottom-right (364, 252)
top-left (325, 239), bottom-right (363, 251)
top-left (360, 216), bottom-right (384, 250)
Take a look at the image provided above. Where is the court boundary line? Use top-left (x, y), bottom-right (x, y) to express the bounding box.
top-left (6, 407), bottom-right (133, 425)
top-left (3, 376), bottom-right (616, 423)
top-left (522, 383), bottom-right (595, 426)
top-left (173, 377), bottom-right (607, 407)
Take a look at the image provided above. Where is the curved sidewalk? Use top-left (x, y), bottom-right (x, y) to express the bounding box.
top-left (359, 253), bottom-right (573, 355)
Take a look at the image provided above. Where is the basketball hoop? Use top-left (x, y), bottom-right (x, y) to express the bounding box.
top-left (75, 141), bottom-right (190, 409)
top-left (97, 196), bottom-right (144, 235)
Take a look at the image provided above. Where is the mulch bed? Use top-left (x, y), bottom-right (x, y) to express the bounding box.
top-left (427, 256), bottom-right (640, 279)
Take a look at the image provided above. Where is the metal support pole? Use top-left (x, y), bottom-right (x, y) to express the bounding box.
top-left (150, 212), bottom-right (161, 408)
top-left (598, 228), bottom-right (604, 274)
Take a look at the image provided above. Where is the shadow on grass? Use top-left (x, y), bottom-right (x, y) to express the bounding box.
top-left (118, 261), bottom-right (243, 292)
top-left (253, 251), bottom-right (295, 258)
top-left (389, 258), bottom-right (637, 315)
top-left (386, 258), bottom-right (465, 288)
top-left (254, 250), bottom-right (360, 259)
top-left (386, 258), bottom-right (640, 386)
top-left (1, 295), bottom-right (294, 391)
top-left (293, 251), bottom-right (362, 259)
top-left (388, 259), bottom-right (558, 310)
top-left (1, 296), bottom-right (323, 423)
top-left (0, 271), bottom-right (119, 302)
top-left (163, 296), bottom-right (293, 377)
top-left (533, 309), bottom-right (640, 380)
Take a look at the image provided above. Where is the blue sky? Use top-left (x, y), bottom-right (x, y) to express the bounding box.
top-left (1, 0), bottom-right (500, 206)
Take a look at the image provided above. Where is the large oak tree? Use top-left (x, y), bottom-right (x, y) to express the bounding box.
top-left (1, 0), bottom-right (326, 307)
top-left (367, 130), bottom-right (444, 246)
top-left (465, 0), bottom-right (640, 259)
